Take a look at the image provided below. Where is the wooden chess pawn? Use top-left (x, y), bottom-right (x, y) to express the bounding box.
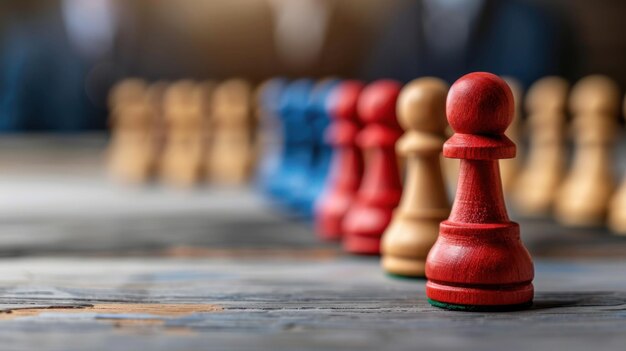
top-left (315, 81), bottom-right (365, 241)
top-left (254, 78), bottom-right (288, 193)
top-left (608, 95), bottom-right (626, 234)
top-left (207, 79), bottom-right (255, 185)
top-left (425, 72), bottom-right (534, 311)
top-left (146, 81), bottom-right (169, 172)
top-left (107, 79), bottom-right (158, 184)
top-left (342, 80), bottom-right (403, 255)
top-left (554, 75), bottom-right (620, 227)
top-left (500, 77), bottom-right (523, 194)
top-left (512, 77), bottom-right (568, 216)
top-left (381, 78), bottom-right (450, 277)
top-left (441, 125), bottom-right (458, 196)
top-left (160, 80), bottom-right (208, 188)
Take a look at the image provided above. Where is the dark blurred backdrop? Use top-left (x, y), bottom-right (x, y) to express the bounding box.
top-left (0, 0), bottom-right (623, 131)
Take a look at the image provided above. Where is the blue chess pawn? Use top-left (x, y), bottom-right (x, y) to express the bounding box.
top-left (290, 79), bottom-right (341, 217)
top-left (269, 79), bottom-right (315, 208)
top-left (254, 78), bottom-right (288, 196)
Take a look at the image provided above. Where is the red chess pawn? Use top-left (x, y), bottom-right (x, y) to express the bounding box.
top-left (342, 80), bottom-right (403, 255)
top-left (315, 81), bottom-right (365, 241)
top-left (425, 72), bottom-right (534, 311)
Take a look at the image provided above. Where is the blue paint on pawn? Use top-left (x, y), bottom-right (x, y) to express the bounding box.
top-left (290, 79), bottom-right (341, 218)
top-left (268, 79), bottom-right (315, 211)
top-left (254, 78), bottom-right (289, 197)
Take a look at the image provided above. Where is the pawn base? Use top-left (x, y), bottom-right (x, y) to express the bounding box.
top-left (342, 204), bottom-right (394, 255)
top-left (426, 280), bottom-right (534, 309)
top-left (343, 234), bottom-right (381, 256)
top-left (428, 298), bottom-right (532, 312)
top-left (381, 255), bottom-right (426, 278)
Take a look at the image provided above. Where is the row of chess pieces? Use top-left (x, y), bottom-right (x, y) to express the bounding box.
top-left (108, 74), bottom-right (626, 257)
top-left (107, 78), bottom-right (257, 188)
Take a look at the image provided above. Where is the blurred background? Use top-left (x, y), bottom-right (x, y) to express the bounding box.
top-left (0, 0), bottom-right (623, 131)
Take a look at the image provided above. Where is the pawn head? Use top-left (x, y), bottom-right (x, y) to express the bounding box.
top-left (446, 72), bottom-right (514, 135)
top-left (256, 78), bottom-right (288, 113)
top-left (329, 80), bottom-right (365, 122)
top-left (109, 78), bottom-right (147, 109)
top-left (308, 78), bottom-right (339, 118)
top-left (397, 77), bottom-right (448, 134)
top-left (164, 80), bottom-right (196, 108)
top-left (279, 79), bottom-right (314, 116)
top-left (213, 79), bottom-right (251, 108)
top-left (525, 76), bottom-right (569, 113)
top-left (357, 80), bottom-right (401, 125)
top-left (570, 75), bottom-right (620, 116)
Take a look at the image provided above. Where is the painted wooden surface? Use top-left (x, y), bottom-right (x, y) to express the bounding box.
top-left (0, 135), bottom-right (623, 350)
top-left (343, 80), bottom-right (403, 255)
top-left (427, 73), bottom-right (533, 309)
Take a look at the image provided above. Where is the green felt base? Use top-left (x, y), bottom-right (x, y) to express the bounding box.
top-left (428, 298), bottom-right (533, 312)
top-left (385, 272), bottom-right (426, 281)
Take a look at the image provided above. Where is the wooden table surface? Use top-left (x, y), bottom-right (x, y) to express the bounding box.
top-left (0, 135), bottom-right (625, 351)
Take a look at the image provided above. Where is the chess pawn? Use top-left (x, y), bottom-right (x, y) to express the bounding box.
top-left (342, 80), bottom-right (403, 255)
top-left (207, 79), bottom-right (255, 185)
top-left (107, 79), bottom-right (158, 184)
top-left (109, 79), bottom-right (147, 109)
top-left (160, 80), bottom-right (207, 188)
top-left (254, 78), bottom-right (288, 194)
top-left (441, 125), bottom-right (458, 195)
top-left (512, 77), bottom-right (568, 216)
top-left (146, 81), bottom-right (169, 171)
top-left (270, 79), bottom-right (315, 204)
top-left (290, 79), bottom-right (341, 216)
top-left (608, 95), bottom-right (626, 234)
top-left (555, 75), bottom-right (620, 227)
top-left (381, 78), bottom-right (450, 277)
top-left (426, 72), bottom-right (534, 311)
top-left (315, 81), bottom-right (365, 241)
top-left (500, 77), bottom-right (523, 194)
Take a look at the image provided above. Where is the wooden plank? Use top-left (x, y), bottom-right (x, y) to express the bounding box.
top-left (0, 135), bottom-right (622, 349)
top-left (0, 257), bottom-right (623, 350)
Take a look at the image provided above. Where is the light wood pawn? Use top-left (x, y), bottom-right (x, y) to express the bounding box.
top-left (207, 79), bottom-right (255, 185)
top-left (555, 75), bottom-right (620, 227)
top-left (107, 79), bottom-right (158, 184)
top-left (160, 80), bottom-right (209, 188)
top-left (512, 77), bottom-right (568, 216)
top-left (608, 96), bottom-right (626, 234)
top-left (381, 78), bottom-right (450, 277)
top-left (500, 77), bottom-right (523, 193)
top-left (146, 81), bottom-right (169, 171)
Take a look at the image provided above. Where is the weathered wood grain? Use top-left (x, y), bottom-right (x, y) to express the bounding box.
top-left (0, 135), bottom-right (621, 350)
top-left (0, 257), bottom-right (623, 350)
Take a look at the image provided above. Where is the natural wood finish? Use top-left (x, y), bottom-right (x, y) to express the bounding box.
top-left (160, 80), bottom-right (212, 188)
top-left (342, 80), bottom-right (403, 255)
top-left (426, 72), bottom-right (534, 309)
top-left (501, 77), bottom-right (523, 194)
top-left (608, 94), bottom-right (626, 234)
top-left (146, 81), bottom-right (169, 172)
top-left (381, 78), bottom-right (450, 277)
top-left (555, 75), bottom-right (620, 226)
top-left (441, 126), bottom-right (459, 195)
top-left (107, 79), bottom-right (158, 184)
top-left (207, 79), bottom-right (255, 185)
top-left (513, 77), bottom-right (569, 216)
